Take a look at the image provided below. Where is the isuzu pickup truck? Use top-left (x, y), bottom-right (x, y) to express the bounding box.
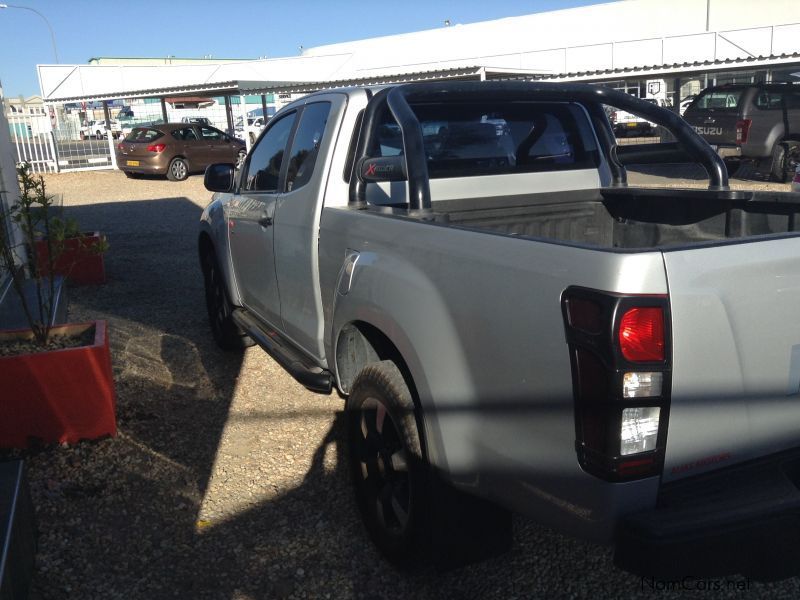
top-left (198, 81), bottom-right (800, 579)
top-left (683, 83), bottom-right (800, 181)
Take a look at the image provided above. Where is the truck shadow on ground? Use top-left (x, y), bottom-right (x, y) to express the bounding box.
top-left (19, 196), bottom-right (790, 599)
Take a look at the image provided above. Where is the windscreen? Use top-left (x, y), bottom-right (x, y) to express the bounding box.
top-left (375, 101), bottom-right (600, 178)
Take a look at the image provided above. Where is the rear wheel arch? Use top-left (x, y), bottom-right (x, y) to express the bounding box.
top-left (336, 321), bottom-right (417, 399)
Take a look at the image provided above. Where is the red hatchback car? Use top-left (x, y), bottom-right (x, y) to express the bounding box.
top-left (116, 123), bottom-right (246, 181)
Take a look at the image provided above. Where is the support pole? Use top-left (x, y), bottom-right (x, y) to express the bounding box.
top-left (103, 101), bottom-right (117, 169)
top-left (224, 96), bottom-right (234, 137)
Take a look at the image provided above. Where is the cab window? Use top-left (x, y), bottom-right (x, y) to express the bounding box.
top-left (285, 102), bottom-right (331, 192)
top-left (244, 112), bottom-right (296, 192)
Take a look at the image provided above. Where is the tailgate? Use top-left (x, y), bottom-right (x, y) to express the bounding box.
top-left (662, 237), bottom-right (800, 483)
top-left (117, 142), bottom-right (152, 159)
top-left (683, 110), bottom-right (739, 146)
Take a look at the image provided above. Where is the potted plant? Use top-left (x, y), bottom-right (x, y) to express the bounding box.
top-left (24, 180), bottom-right (109, 286)
top-left (0, 163), bottom-right (116, 449)
top-left (34, 227), bottom-right (108, 285)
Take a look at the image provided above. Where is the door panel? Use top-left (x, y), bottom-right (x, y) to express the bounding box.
top-left (171, 126), bottom-right (202, 168)
top-left (273, 99), bottom-right (341, 360)
top-left (228, 112), bottom-right (297, 327)
top-left (198, 125), bottom-right (228, 169)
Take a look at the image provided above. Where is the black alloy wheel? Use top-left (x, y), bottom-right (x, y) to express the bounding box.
top-left (347, 360), bottom-right (430, 565)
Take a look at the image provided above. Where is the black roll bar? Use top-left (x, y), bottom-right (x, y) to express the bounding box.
top-left (348, 81), bottom-right (729, 211)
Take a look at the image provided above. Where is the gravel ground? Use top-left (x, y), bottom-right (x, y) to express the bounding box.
top-left (3, 167), bottom-right (799, 599)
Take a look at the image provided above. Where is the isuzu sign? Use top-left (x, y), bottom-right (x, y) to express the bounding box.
top-left (692, 126), bottom-right (724, 136)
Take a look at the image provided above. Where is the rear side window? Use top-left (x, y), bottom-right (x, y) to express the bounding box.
top-left (126, 128), bottom-right (163, 142)
top-left (170, 127), bottom-right (197, 141)
top-left (688, 89), bottom-right (743, 112)
top-left (754, 91), bottom-right (783, 110)
top-left (374, 101), bottom-right (599, 178)
top-left (285, 102), bottom-right (331, 192)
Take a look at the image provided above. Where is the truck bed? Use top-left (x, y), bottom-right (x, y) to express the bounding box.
top-left (435, 187), bottom-right (800, 249)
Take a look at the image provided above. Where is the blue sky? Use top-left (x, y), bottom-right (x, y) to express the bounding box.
top-left (0, 0), bottom-right (607, 99)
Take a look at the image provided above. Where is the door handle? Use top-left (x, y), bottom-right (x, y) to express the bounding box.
top-left (258, 216), bottom-right (273, 227)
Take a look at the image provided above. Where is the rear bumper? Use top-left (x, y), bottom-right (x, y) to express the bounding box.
top-left (615, 448), bottom-right (800, 580)
top-left (116, 155), bottom-right (168, 175)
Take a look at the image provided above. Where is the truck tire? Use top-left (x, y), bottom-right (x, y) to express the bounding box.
top-left (771, 142), bottom-right (799, 183)
top-left (201, 248), bottom-right (252, 351)
top-left (347, 360), bottom-right (514, 569)
top-left (347, 360), bottom-right (431, 566)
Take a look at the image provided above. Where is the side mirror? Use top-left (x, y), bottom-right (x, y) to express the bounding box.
top-left (358, 156), bottom-right (407, 183)
top-left (204, 163), bottom-right (236, 193)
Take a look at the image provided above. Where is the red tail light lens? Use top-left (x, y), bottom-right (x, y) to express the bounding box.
top-left (793, 170), bottom-right (800, 184)
top-left (147, 143), bottom-right (166, 153)
top-left (619, 307), bottom-right (665, 362)
top-left (735, 119), bottom-right (751, 144)
top-left (117, 143), bottom-right (123, 151)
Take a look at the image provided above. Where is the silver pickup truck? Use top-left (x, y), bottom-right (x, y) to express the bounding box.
top-left (198, 81), bottom-right (800, 579)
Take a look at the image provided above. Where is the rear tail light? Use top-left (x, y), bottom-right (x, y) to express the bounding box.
top-left (562, 288), bottom-right (671, 481)
top-left (735, 119), bottom-right (751, 144)
top-left (620, 407), bottom-right (660, 455)
top-left (793, 169), bottom-right (800, 185)
top-left (117, 143), bottom-right (123, 151)
top-left (147, 143), bottom-right (166, 153)
top-left (610, 111), bottom-right (617, 124)
top-left (619, 307), bottom-right (664, 362)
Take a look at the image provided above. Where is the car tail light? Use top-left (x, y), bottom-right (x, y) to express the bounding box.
top-left (735, 119), bottom-right (751, 144)
top-left (562, 288), bottom-right (671, 481)
top-left (147, 143), bottom-right (166, 153)
top-left (117, 143), bottom-right (124, 151)
top-left (609, 111), bottom-right (617, 124)
top-left (793, 169), bottom-right (800, 185)
top-left (619, 307), bottom-right (665, 362)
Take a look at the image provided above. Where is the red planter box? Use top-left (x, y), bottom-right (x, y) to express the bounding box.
top-left (0, 321), bottom-right (116, 448)
top-left (35, 232), bottom-right (106, 285)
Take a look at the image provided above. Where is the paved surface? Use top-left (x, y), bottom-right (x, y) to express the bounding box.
top-left (4, 168), bottom-right (799, 599)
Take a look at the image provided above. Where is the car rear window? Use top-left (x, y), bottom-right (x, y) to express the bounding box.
top-left (375, 101), bottom-right (599, 178)
top-left (686, 89), bottom-right (744, 112)
top-left (125, 128), bottom-right (164, 142)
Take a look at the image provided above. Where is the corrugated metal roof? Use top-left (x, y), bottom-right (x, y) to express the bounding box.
top-left (237, 66), bottom-right (501, 94)
top-left (530, 53), bottom-right (800, 82)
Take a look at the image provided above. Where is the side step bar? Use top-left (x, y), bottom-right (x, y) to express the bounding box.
top-left (232, 309), bottom-right (333, 393)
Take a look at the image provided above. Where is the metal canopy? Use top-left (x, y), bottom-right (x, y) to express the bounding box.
top-left (38, 80), bottom-right (285, 103)
top-left (530, 53), bottom-right (800, 82)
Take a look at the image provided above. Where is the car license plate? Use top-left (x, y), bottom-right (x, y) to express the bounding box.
top-left (627, 122), bottom-right (637, 127)
top-left (126, 160), bottom-right (140, 167)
